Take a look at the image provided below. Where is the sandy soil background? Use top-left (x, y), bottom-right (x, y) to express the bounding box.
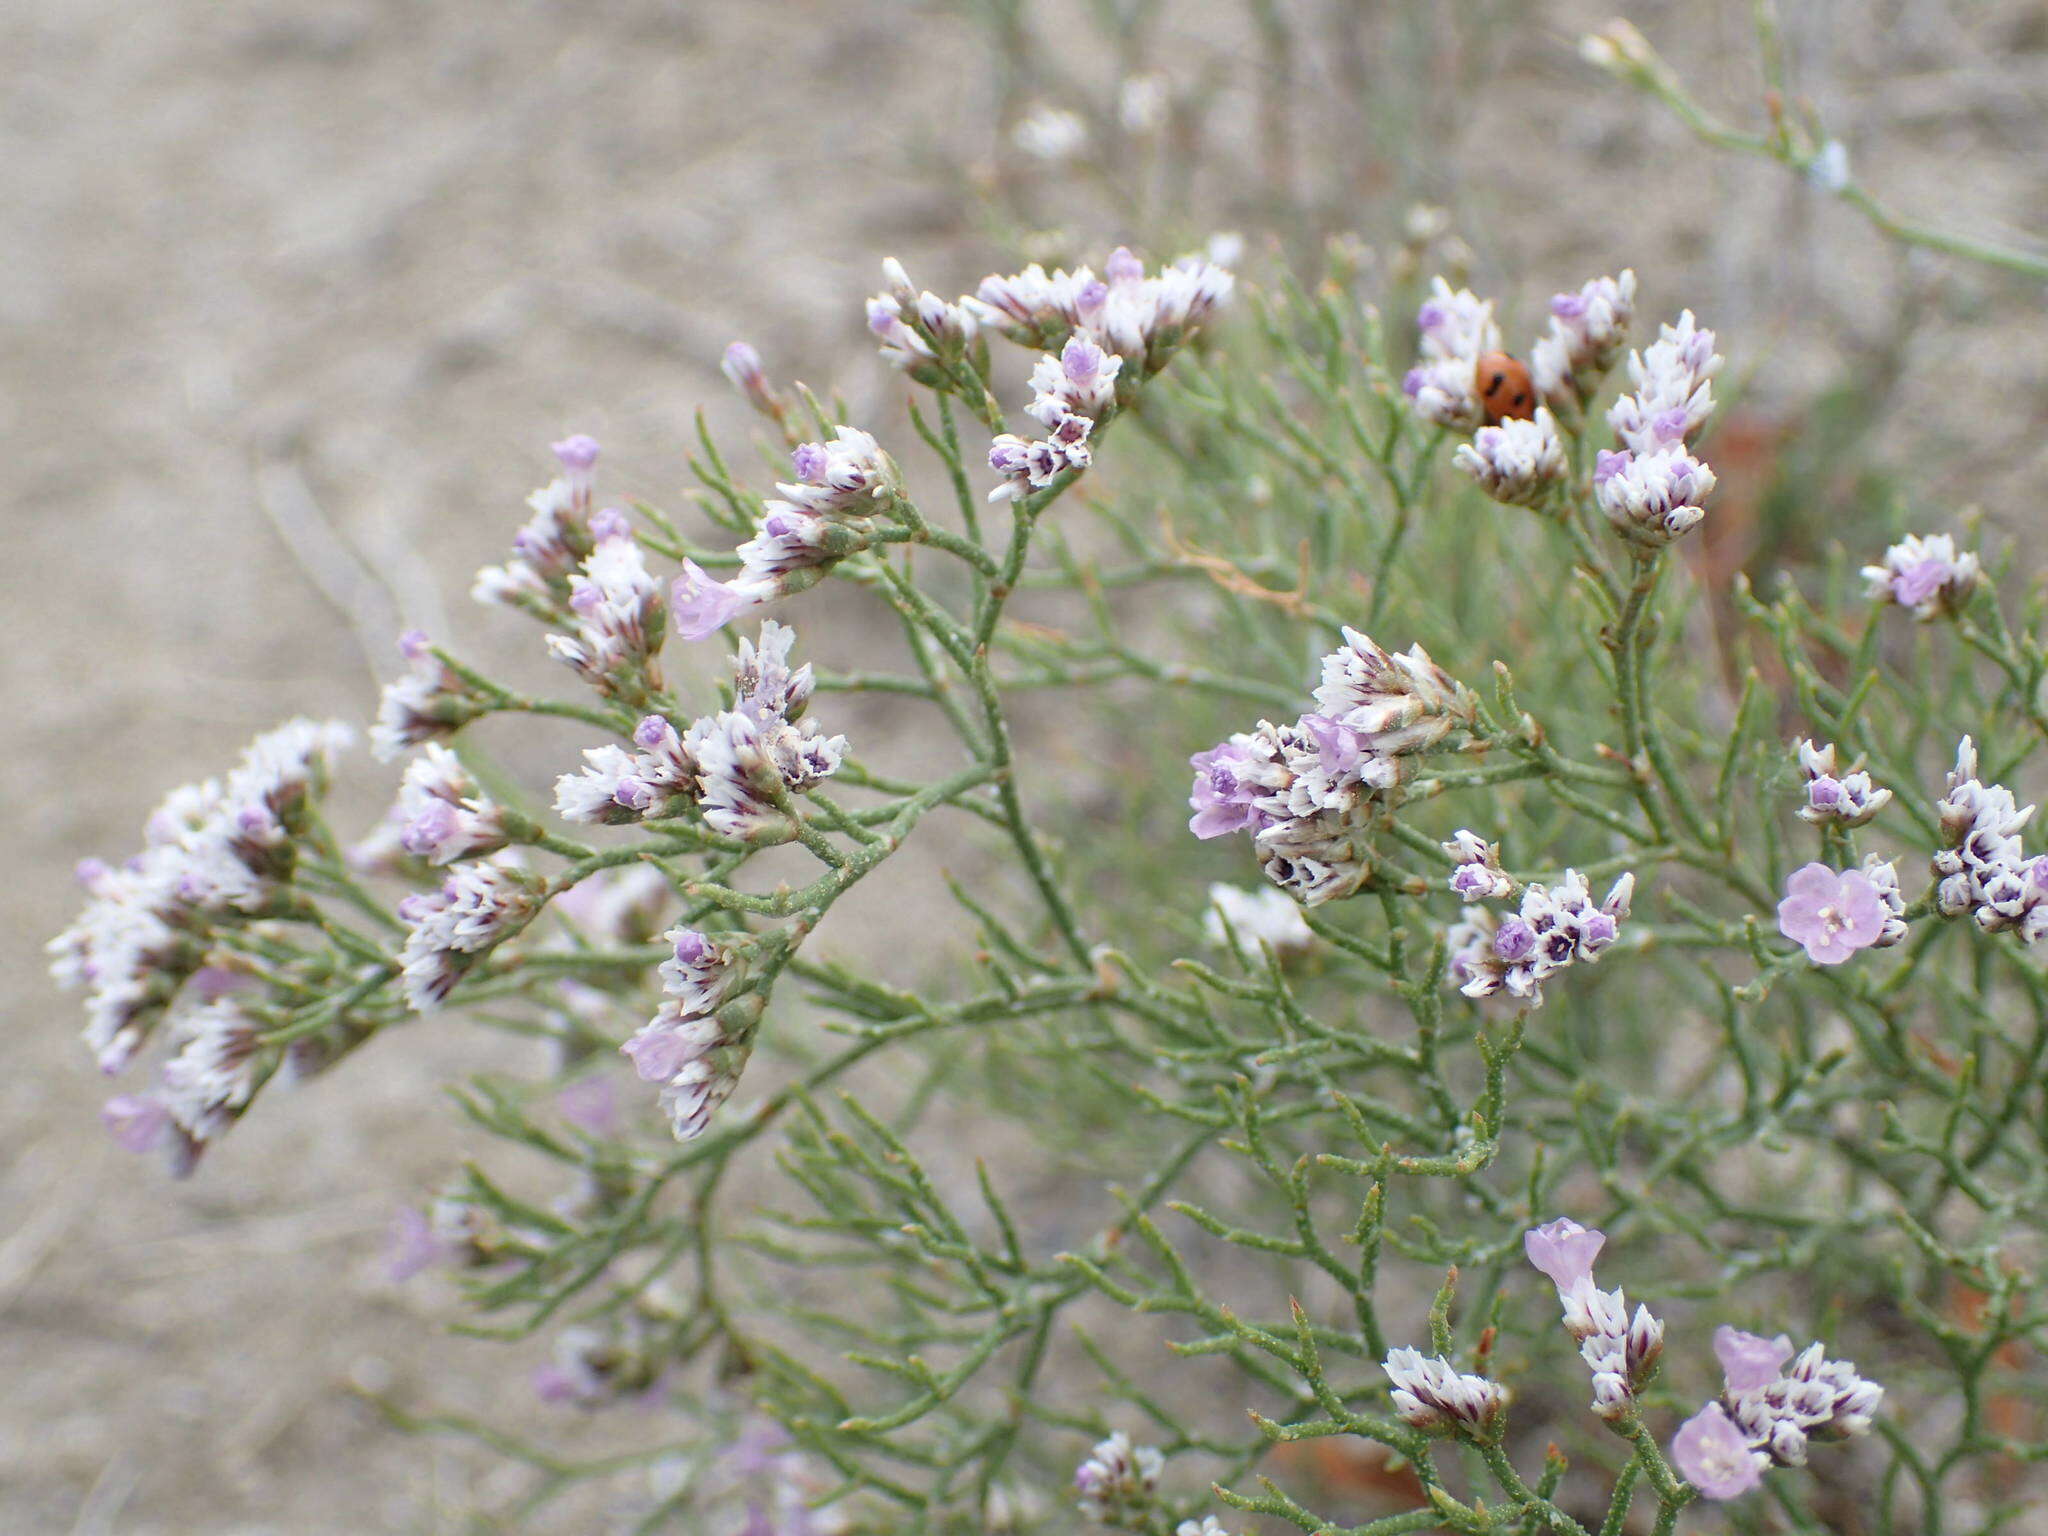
top-left (6, 1), bottom-right (2045, 1530)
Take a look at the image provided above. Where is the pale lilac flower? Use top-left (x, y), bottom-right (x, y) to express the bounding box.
top-left (551, 434), bottom-right (600, 478)
top-left (1524, 1217), bottom-right (1605, 1293)
top-left (1595, 443), bottom-right (1715, 547)
top-left (670, 559), bottom-right (761, 642)
top-left (776, 426), bottom-right (895, 519)
top-left (386, 1206), bottom-right (453, 1282)
top-left (1381, 1348), bottom-right (1506, 1433)
top-left (1531, 270), bottom-right (1636, 407)
top-left (1862, 533), bottom-right (1982, 619)
top-left (620, 926), bottom-right (750, 1142)
top-left (1776, 863), bottom-right (1888, 965)
top-left (1794, 739), bottom-right (1892, 827)
top-left (1203, 883), bottom-right (1315, 962)
top-left (1715, 1326), bottom-right (1794, 1393)
top-left (553, 865), bottom-right (671, 944)
top-left (1672, 1403), bottom-right (1766, 1499)
top-left (987, 425), bottom-right (1091, 502)
top-left (1188, 739), bottom-right (1271, 839)
top-left (1454, 407), bottom-right (1568, 507)
top-left (102, 1092), bottom-right (169, 1154)
top-left (1073, 1431), bottom-right (1161, 1522)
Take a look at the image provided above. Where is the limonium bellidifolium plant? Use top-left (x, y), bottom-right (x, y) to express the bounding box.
top-left (52, 227), bottom-right (2048, 1534)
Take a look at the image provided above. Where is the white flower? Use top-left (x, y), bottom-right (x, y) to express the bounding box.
top-left (1012, 105), bottom-right (1087, 161)
top-left (1381, 1347), bottom-right (1505, 1432)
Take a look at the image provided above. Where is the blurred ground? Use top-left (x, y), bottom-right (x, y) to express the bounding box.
top-left (4, 0), bottom-right (2044, 1531)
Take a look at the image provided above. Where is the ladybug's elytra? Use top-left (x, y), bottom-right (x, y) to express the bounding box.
top-left (1474, 350), bottom-right (1536, 423)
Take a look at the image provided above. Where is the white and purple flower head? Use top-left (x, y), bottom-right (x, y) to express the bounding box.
top-left (1776, 863), bottom-right (1888, 965)
top-left (1862, 533), bottom-right (1982, 620)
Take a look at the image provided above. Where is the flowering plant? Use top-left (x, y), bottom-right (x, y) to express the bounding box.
top-left (51, 220), bottom-right (2048, 1535)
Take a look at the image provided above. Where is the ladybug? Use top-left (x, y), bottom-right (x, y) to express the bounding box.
top-left (1474, 350), bottom-right (1535, 423)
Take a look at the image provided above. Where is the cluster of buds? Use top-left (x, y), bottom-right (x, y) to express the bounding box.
top-left (988, 334), bottom-right (1115, 502)
top-left (472, 435), bottom-right (604, 614)
top-left (1933, 737), bottom-right (2048, 941)
top-left (51, 719), bottom-right (352, 1076)
top-left (1381, 1347), bottom-right (1507, 1434)
top-left (1524, 1219), bottom-right (1664, 1420)
top-left (1189, 630), bottom-right (1479, 906)
top-left (671, 426), bottom-right (902, 641)
top-left (866, 257), bottom-right (982, 379)
top-left (1404, 277), bottom-right (1500, 431)
top-left (1453, 408), bottom-right (1568, 507)
top-left (1532, 270), bottom-right (1638, 409)
top-left (544, 510), bottom-right (667, 698)
top-left (1446, 860), bottom-right (1633, 1009)
top-left (1794, 739), bottom-right (1892, 826)
top-left (554, 620), bottom-right (846, 841)
top-left (968, 244), bottom-right (1232, 378)
top-left (395, 744), bottom-right (517, 865)
top-left (371, 630), bottom-right (490, 760)
top-left (1595, 311), bottom-right (1720, 548)
top-left (396, 853), bottom-right (547, 1011)
top-left (1672, 1326), bottom-right (1883, 1499)
top-left (1073, 1431), bottom-right (1163, 1525)
top-left (1862, 532), bottom-right (1983, 620)
top-left (621, 927), bottom-right (752, 1141)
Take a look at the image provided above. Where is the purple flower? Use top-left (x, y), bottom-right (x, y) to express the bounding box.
top-left (622, 1024), bottom-right (698, 1084)
top-left (551, 434), bottom-right (600, 473)
top-left (790, 442), bottom-right (829, 482)
top-left (1523, 1217), bottom-right (1605, 1293)
top-left (101, 1093), bottom-right (169, 1154)
top-left (1714, 1325), bottom-right (1794, 1393)
top-left (557, 1077), bottom-right (619, 1136)
top-left (670, 560), bottom-right (755, 641)
top-left (1188, 741), bottom-right (1265, 839)
top-left (1672, 1403), bottom-right (1764, 1500)
top-left (1776, 863), bottom-right (1888, 965)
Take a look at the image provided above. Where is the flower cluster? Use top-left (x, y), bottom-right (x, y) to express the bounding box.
top-left (1523, 1219), bottom-right (1664, 1420)
top-left (672, 427), bottom-right (901, 641)
top-left (396, 854), bottom-right (546, 1011)
top-left (1794, 739), bottom-right (1891, 826)
top-left (981, 248), bottom-right (1230, 502)
top-left (50, 719), bottom-right (352, 1075)
top-left (620, 927), bottom-right (751, 1141)
top-left (1531, 270), bottom-right (1638, 408)
top-left (1933, 736), bottom-right (2048, 940)
top-left (544, 512), bottom-right (667, 698)
top-left (553, 621), bottom-right (846, 839)
top-left (1073, 1431), bottom-right (1163, 1524)
top-left (472, 435), bottom-right (604, 614)
top-left (1445, 853), bottom-right (1633, 1008)
top-left (1594, 310), bottom-right (1720, 548)
top-left (1672, 1326), bottom-right (1883, 1499)
top-left (867, 257), bottom-right (982, 378)
top-left (371, 629), bottom-right (489, 761)
top-left (1453, 408), bottom-right (1568, 507)
top-left (395, 743), bottom-right (515, 865)
top-left (1203, 882), bottom-right (1315, 963)
top-left (1404, 277), bottom-right (1500, 430)
top-left (1189, 630), bottom-right (1478, 905)
top-left (1380, 1347), bottom-right (1507, 1434)
top-left (1863, 532), bottom-right (1982, 619)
